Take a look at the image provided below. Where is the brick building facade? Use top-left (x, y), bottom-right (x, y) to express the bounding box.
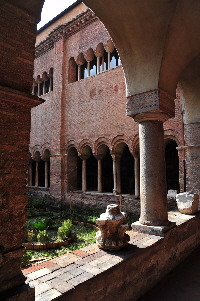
top-left (29, 2), bottom-right (183, 211)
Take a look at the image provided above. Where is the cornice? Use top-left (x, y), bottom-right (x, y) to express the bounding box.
top-left (35, 10), bottom-right (98, 58)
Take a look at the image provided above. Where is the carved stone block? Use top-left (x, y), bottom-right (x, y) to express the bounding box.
top-left (96, 204), bottom-right (130, 251)
top-left (176, 192), bottom-right (199, 214)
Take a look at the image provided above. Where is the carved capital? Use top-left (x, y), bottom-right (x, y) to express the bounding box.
top-left (126, 89), bottom-right (175, 121)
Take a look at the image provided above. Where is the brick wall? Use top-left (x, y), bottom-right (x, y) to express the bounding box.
top-left (30, 15), bottom-right (184, 203)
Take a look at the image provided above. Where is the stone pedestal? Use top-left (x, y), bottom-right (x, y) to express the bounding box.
top-left (96, 204), bottom-right (130, 251)
top-left (176, 192), bottom-right (199, 214)
top-left (131, 221), bottom-right (176, 237)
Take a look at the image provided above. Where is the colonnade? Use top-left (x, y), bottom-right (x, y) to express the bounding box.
top-left (79, 149), bottom-right (140, 196)
top-left (28, 150), bottom-right (50, 188)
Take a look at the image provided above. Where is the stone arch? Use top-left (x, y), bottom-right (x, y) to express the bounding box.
top-left (78, 139), bottom-right (94, 156)
top-left (111, 135), bottom-right (132, 153)
top-left (95, 43), bottom-right (104, 58)
top-left (66, 140), bottom-right (78, 153)
top-left (164, 130), bottom-right (181, 147)
top-left (94, 137), bottom-right (110, 155)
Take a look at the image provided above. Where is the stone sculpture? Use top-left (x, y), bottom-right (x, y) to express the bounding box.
top-left (176, 192), bottom-right (199, 214)
top-left (96, 204), bottom-right (130, 251)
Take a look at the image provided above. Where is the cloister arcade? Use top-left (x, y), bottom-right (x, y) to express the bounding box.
top-left (1, 0), bottom-right (200, 300)
top-left (29, 138), bottom-right (179, 198)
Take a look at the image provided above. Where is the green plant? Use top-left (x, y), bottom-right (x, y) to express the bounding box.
top-left (37, 230), bottom-right (48, 244)
top-left (34, 220), bottom-right (48, 231)
top-left (21, 251), bottom-right (32, 268)
top-left (27, 230), bottom-right (34, 242)
top-left (57, 219), bottom-right (73, 241)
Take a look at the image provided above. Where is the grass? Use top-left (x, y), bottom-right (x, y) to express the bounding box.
top-left (22, 223), bottom-right (97, 267)
top-left (21, 198), bottom-right (139, 268)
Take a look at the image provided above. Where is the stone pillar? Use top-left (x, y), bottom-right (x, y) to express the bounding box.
top-left (82, 159), bottom-right (87, 192)
top-left (134, 155), bottom-right (140, 197)
top-left (136, 114), bottom-right (169, 226)
top-left (35, 161), bottom-right (39, 187)
top-left (111, 153), bottom-right (121, 195)
top-left (28, 160), bottom-right (33, 186)
top-left (112, 155), bottom-right (117, 194)
top-left (87, 61), bottom-right (90, 77)
top-left (45, 161), bottom-right (49, 188)
top-left (107, 52), bottom-right (111, 69)
top-left (116, 157), bottom-right (121, 194)
top-left (98, 159), bottom-right (102, 193)
top-left (77, 65), bottom-right (81, 81)
top-left (50, 77), bottom-right (53, 92)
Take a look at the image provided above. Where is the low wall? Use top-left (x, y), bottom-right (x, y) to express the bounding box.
top-left (56, 213), bottom-right (200, 301)
top-left (28, 189), bottom-right (177, 216)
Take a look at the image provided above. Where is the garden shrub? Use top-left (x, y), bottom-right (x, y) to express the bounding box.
top-left (37, 230), bottom-right (48, 244)
top-left (27, 230), bottom-right (34, 242)
top-left (57, 219), bottom-right (73, 241)
top-left (21, 251), bottom-right (32, 268)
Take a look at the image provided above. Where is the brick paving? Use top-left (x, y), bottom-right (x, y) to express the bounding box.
top-left (22, 211), bottom-right (193, 301)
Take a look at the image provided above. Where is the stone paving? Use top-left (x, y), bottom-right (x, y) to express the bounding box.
top-left (22, 211), bottom-right (194, 301)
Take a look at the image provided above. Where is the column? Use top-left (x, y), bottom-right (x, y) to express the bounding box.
top-left (97, 57), bottom-right (100, 74)
top-left (98, 159), bottom-right (102, 192)
top-left (43, 80), bottom-right (46, 95)
top-left (107, 52), bottom-right (111, 69)
top-left (78, 65), bottom-right (81, 81)
top-left (116, 157), bottom-right (121, 194)
top-left (87, 61), bottom-right (90, 77)
top-left (134, 155), bottom-right (140, 197)
top-left (45, 161), bottom-right (49, 188)
top-left (112, 155), bottom-right (117, 194)
top-left (50, 77), bottom-right (53, 91)
top-left (136, 114), bottom-right (169, 226)
top-left (35, 161), bottom-right (39, 187)
top-left (82, 159), bottom-right (87, 192)
top-left (28, 160), bottom-right (33, 186)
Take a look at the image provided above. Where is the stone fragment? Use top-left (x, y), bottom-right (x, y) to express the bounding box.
top-left (95, 204), bottom-right (130, 251)
top-left (176, 192), bottom-right (199, 214)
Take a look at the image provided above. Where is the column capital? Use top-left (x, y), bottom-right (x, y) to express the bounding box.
top-left (79, 154), bottom-right (90, 160)
top-left (110, 152), bottom-right (122, 160)
top-left (126, 89), bottom-right (175, 120)
top-left (134, 112), bottom-right (170, 123)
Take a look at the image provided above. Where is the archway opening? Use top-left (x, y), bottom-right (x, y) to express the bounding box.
top-left (165, 139), bottom-right (180, 191)
top-left (102, 148), bottom-right (113, 192)
top-left (87, 154), bottom-right (98, 191)
top-left (120, 145), bottom-right (135, 194)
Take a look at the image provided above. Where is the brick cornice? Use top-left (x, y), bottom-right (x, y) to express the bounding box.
top-left (0, 85), bottom-right (43, 108)
top-left (35, 10), bottom-right (97, 58)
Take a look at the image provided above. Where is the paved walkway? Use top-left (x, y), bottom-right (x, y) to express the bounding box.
top-left (22, 211), bottom-right (195, 301)
top-left (23, 231), bottom-right (162, 301)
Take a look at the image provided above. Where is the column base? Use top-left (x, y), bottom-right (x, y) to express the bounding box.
top-left (0, 283), bottom-right (35, 301)
top-left (131, 221), bottom-right (176, 236)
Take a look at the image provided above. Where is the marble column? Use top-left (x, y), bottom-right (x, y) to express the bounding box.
top-left (136, 113), bottom-right (169, 226)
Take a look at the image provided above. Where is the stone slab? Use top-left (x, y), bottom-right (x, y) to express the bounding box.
top-left (131, 221), bottom-right (176, 236)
